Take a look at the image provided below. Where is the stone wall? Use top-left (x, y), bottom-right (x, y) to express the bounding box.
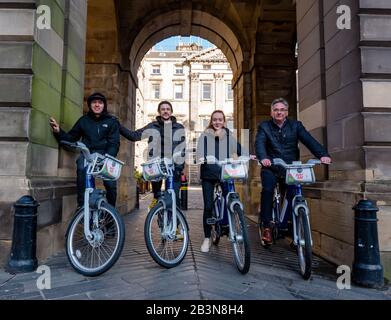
top-left (297, 0), bottom-right (391, 279)
top-left (0, 0), bottom-right (87, 266)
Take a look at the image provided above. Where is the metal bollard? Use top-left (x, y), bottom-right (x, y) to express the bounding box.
top-left (180, 173), bottom-right (188, 210)
top-left (7, 195), bottom-right (39, 273)
top-left (135, 184), bottom-right (140, 209)
top-left (352, 199), bottom-right (384, 288)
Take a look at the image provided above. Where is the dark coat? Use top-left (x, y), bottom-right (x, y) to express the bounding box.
top-left (55, 112), bottom-right (120, 157)
top-left (120, 116), bottom-right (186, 173)
top-left (255, 118), bottom-right (329, 167)
top-left (196, 128), bottom-right (242, 180)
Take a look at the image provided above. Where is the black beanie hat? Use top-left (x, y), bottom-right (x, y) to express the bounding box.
top-left (87, 92), bottom-right (107, 112)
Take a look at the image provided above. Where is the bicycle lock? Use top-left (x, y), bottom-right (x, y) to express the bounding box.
top-left (352, 199), bottom-right (384, 288)
top-left (6, 195), bottom-right (39, 273)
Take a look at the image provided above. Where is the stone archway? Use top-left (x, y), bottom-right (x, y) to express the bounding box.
top-left (2, 0), bottom-right (389, 278)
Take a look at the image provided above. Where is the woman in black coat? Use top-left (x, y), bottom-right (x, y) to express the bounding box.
top-left (196, 110), bottom-right (247, 253)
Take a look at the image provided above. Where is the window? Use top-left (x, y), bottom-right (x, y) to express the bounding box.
top-left (152, 83), bottom-right (160, 99)
top-left (174, 84), bottom-right (183, 100)
top-left (203, 64), bottom-right (211, 70)
top-left (202, 83), bottom-right (212, 100)
top-left (174, 65), bottom-right (183, 75)
top-left (152, 65), bottom-right (160, 74)
top-left (226, 82), bottom-right (233, 100)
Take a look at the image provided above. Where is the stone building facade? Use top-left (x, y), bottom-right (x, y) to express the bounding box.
top-left (0, 0), bottom-right (390, 279)
top-left (134, 44), bottom-right (234, 183)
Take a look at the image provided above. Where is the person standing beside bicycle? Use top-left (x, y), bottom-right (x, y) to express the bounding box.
top-left (196, 110), bottom-right (255, 253)
top-left (120, 100), bottom-right (186, 209)
top-left (255, 97), bottom-right (331, 246)
top-left (49, 92), bottom-right (120, 208)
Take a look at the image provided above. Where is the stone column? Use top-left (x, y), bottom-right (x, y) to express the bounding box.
top-left (189, 72), bottom-right (199, 131)
top-left (297, 0), bottom-right (391, 279)
top-left (0, 0), bottom-right (88, 264)
top-left (214, 72), bottom-right (225, 108)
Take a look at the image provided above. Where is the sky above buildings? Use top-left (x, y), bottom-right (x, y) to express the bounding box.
top-left (152, 36), bottom-right (215, 51)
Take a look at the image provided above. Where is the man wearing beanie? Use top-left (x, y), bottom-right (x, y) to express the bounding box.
top-left (49, 92), bottom-right (120, 208)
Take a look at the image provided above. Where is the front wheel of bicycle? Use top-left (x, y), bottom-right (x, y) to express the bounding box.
top-left (230, 204), bottom-right (251, 274)
top-left (296, 207), bottom-right (312, 280)
top-left (144, 203), bottom-right (189, 268)
top-left (65, 203), bottom-right (125, 277)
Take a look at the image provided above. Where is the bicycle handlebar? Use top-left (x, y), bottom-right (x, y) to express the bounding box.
top-left (197, 155), bottom-right (254, 165)
top-left (60, 141), bottom-right (93, 162)
top-left (272, 158), bottom-right (321, 169)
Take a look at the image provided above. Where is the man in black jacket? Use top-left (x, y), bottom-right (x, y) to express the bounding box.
top-left (49, 92), bottom-right (120, 207)
top-left (120, 100), bottom-right (186, 209)
top-left (255, 97), bottom-right (331, 245)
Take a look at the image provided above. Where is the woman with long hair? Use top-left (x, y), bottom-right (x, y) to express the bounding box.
top-left (196, 110), bottom-right (252, 252)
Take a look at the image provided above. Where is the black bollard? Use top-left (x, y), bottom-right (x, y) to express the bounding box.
top-left (352, 199), bottom-right (384, 288)
top-left (136, 184), bottom-right (140, 209)
top-left (7, 195), bottom-right (39, 273)
top-left (180, 173), bottom-right (188, 210)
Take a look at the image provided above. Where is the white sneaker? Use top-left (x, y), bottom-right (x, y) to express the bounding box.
top-left (200, 238), bottom-right (211, 253)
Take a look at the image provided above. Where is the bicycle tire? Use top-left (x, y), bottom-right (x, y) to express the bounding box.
top-left (230, 204), bottom-right (251, 274)
top-left (144, 203), bottom-right (189, 268)
top-left (296, 207), bottom-right (312, 279)
top-left (65, 203), bottom-right (125, 277)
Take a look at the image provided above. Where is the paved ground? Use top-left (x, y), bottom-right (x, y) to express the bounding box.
top-left (0, 187), bottom-right (390, 300)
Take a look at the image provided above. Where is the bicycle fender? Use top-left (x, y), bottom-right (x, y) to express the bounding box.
top-left (227, 192), bottom-right (243, 212)
top-left (158, 192), bottom-right (173, 210)
top-left (89, 189), bottom-right (106, 209)
top-left (293, 196), bottom-right (308, 216)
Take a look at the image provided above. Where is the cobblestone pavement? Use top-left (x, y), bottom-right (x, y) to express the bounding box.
top-left (0, 187), bottom-right (390, 300)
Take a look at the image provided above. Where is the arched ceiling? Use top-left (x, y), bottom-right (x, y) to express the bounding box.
top-left (117, 0), bottom-right (263, 78)
top-left (128, 10), bottom-right (243, 75)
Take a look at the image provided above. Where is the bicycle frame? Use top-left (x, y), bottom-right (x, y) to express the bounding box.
top-left (157, 162), bottom-right (178, 239)
top-left (214, 179), bottom-right (244, 242)
top-left (275, 184), bottom-right (312, 245)
top-left (83, 161), bottom-right (98, 241)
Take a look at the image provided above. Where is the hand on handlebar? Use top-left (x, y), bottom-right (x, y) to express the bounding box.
top-left (261, 159), bottom-right (272, 167)
top-left (320, 156), bottom-right (332, 164)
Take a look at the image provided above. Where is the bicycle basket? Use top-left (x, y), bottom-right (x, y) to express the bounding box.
top-left (285, 167), bottom-right (315, 185)
top-left (221, 162), bottom-right (248, 181)
top-left (141, 159), bottom-right (168, 181)
top-left (89, 154), bottom-right (124, 181)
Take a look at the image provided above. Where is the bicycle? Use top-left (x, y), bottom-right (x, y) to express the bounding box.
top-left (259, 158), bottom-right (322, 279)
top-left (200, 156), bottom-right (252, 274)
top-left (141, 153), bottom-right (189, 268)
top-left (60, 141), bottom-right (126, 276)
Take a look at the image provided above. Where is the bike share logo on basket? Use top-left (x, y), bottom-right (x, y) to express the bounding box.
top-left (286, 168), bottom-right (314, 185)
top-left (101, 158), bottom-right (121, 180)
top-left (142, 162), bottom-right (162, 181)
top-left (222, 163), bottom-right (247, 181)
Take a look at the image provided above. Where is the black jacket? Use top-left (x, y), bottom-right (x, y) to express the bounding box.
top-left (255, 118), bottom-right (329, 165)
top-left (120, 116), bottom-right (186, 172)
top-left (196, 128), bottom-right (242, 180)
top-left (55, 112), bottom-right (120, 157)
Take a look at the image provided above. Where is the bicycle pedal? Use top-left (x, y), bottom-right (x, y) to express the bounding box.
top-left (206, 218), bottom-right (217, 225)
